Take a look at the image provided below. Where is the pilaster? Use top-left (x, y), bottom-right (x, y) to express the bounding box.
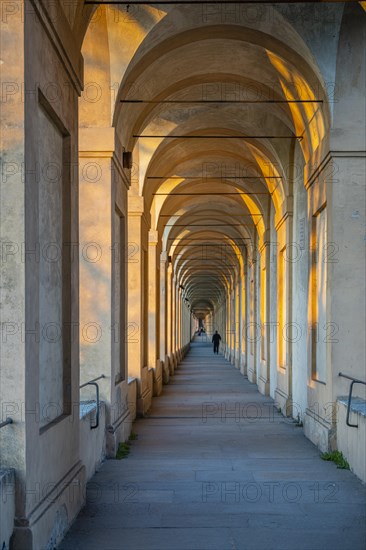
top-left (127, 196), bottom-right (151, 415)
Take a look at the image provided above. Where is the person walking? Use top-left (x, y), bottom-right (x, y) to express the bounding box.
top-left (212, 330), bottom-right (221, 354)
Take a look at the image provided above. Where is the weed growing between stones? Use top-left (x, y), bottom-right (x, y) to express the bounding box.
top-left (116, 442), bottom-right (130, 459)
top-left (116, 432), bottom-right (138, 459)
top-left (321, 450), bottom-right (350, 469)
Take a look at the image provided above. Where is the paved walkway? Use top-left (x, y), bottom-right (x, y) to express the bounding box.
top-left (60, 341), bottom-right (366, 550)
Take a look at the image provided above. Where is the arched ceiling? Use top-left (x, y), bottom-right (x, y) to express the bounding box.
top-left (79, 2), bottom-right (335, 321)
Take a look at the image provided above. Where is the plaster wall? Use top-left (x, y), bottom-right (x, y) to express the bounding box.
top-left (79, 404), bottom-right (106, 482)
top-left (336, 399), bottom-right (366, 483)
top-left (7, 5), bottom-right (85, 548)
top-left (0, 469), bottom-right (15, 550)
top-left (291, 152), bottom-right (309, 422)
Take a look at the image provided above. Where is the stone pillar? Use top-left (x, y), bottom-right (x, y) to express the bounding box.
top-left (0, 0), bottom-right (27, 493)
top-left (247, 253), bottom-right (258, 384)
top-left (182, 299), bottom-right (190, 349)
top-left (303, 7), bottom-right (366, 454)
top-left (207, 311), bottom-right (213, 337)
top-left (0, 3), bottom-right (85, 547)
top-left (269, 218), bottom-right (278, 399)
top-left (329, 153), bottom-right (365, 441)
top-left (127, 196), bottom-right (151, 415)
top-left (79, 127), bottom-right (131, 453)
top-left (166, 264), bottom-right (174, 374)
top-left (229, 286), bottom-right (235, 364)
top-left (304, 152), bottom-right (365, 451)
top-left (224, 289), bottom-right (230, 360)
top-left (274, 204), bottom-right (294, 415)
top-left (171, 276), bottom-right (178, 367)
top-left (148, 230), bottom-right (162, 395)
top-left (177, 286), bottom-right (182, 359)
top-left (160, 251), bottom-right (169, 383)
top-left (231, 285), bottom-right (236, 362)
top-left (216, 300), bottom-right (222, 353)
top-left (234, 279), bottom-right (241, 368)
top-left (222, 299), bottom-right (226, 355)
top-left (258, 234), bottom-right (271, 396)
top-left (239, 267), bottom-right (246, 375)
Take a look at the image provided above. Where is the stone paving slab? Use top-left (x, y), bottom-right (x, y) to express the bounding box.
top-left (60, 342), bottom-right (366, 550)
top-left (60, 526), bottom-right (365, 550)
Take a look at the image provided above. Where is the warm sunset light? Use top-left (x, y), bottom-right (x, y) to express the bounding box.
top-left (0, 2), bottom-right (365, 549)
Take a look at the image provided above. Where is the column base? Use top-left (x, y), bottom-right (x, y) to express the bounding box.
top-left (274, 387), bottom-right (292, 416)
top-left (304, 407), bottom-right (337, 453)
top-left (167, 355), bottom-right (174, 376)
top-left (240, 354), bottom-right (247, 376)
top-left (162, 359), bottom-right (170, 385)
top-left (137, 385), bottom-right (152, 417)
top-left (258, 375), bottom-right (270, 396)
top-left (11, 462), bottom-right (85, 550)
top-left (171, 352), bottom-right (178, 369)
top-left (106, 408), bottom-right (132, 457)
top-left (182, 344), bottom-right (190, 358)
top-left (247, 367), bottom-right (256, 384)
top-left (153, 361), bottom-right (163, 396)
top-left (1, 469), bottom-right (14, 550)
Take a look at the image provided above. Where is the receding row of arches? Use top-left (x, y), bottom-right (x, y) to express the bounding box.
top-left (0, 2), bottom-right (365, 548)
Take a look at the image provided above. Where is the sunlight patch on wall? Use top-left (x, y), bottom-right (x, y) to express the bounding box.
top-left (266, 50), bottom-right (326, 162)
top-left (250, 147), bottom-right (284, 217)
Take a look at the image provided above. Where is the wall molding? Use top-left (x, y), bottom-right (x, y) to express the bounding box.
top-left (305, 150), bottom-right (366, 190)
top-left (29, 0), bottom-right (83, 94)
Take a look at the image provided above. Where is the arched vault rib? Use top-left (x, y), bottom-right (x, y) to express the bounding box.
top-left (160, 197), bottom-right (262, 253)
top-left (115, 22), bottom-right (330, 150)
top-left (143, 135), bottom-right (288, 235)
top-left (141, 129), bottom-right (288, 201)
top-left (168, 227), bottom-right (252, 267)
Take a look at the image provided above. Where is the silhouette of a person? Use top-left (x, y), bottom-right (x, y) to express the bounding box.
top-left (212, 330), bottom-right (221, 354)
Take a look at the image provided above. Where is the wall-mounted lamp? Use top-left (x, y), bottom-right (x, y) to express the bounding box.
top-left (123, 151), bottom-right (133, 169)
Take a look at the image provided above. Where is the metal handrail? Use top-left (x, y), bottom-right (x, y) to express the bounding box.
top-left (80, 375), bottom-right (106, 430)
top-left (339, 372), bottom-right (366, 428)
top-left (0, 418), bottom-right (13, 429)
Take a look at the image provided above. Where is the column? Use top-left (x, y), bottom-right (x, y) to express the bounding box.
top-left (0, 4), bottom-right (85, 547)
top-left (171, 276), bottom-right (178, 368)
top-left (79, 127), bottom-right (130, 453)
top-left (234, 279), bottom-right (241, 368)
top-left (304, 153), bottom-right (365, 450)
top-left (166, 264), bottom-right (174, 374)
top-left (247, 251), bottom-right (258, 384)
top-left (148, 229), bottom-right (162, 395)
top-left (274, 204), bottom-right (294, 415)
top-left (239, 267), bottom-right (246, 375)
top-left (258, 234), bottom-right (271, 395)
top-left (225, 289), bottom-right (231, 360)
top-left (230, 285), bottom-right (236, 362)
top-left (128, 196), bottom-right (151, 415)
top-left (177, 286), bottom-right (182, 359)
top-left (159, 251), bottom-right (169, 383)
